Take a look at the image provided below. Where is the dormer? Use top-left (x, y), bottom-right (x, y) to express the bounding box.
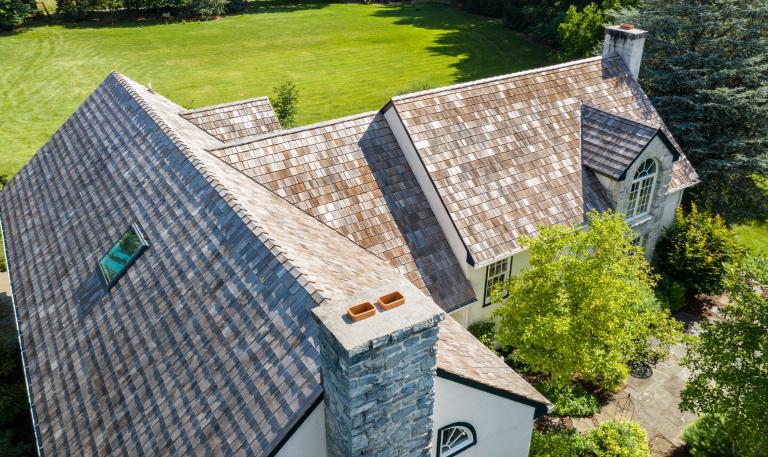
top-left (581, 104), bottom-right (681, 226)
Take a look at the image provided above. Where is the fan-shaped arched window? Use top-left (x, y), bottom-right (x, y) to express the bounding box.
top-left (437, 422), bottom-right (477, 457)
top-left (627, 159), bottom-right (657, 217)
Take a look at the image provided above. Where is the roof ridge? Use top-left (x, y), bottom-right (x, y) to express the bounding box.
top-left (210, 110), bottom-right (380, 151)
top-left (391, 55), bottom-right (606, 102)
top-left (111, 71), bottom-right (332, 305)
top-left (179, 96), bottom-right (273, 116)
top-left (581, 103), bottom-right (660, 131)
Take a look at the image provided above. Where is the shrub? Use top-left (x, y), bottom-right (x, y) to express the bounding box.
top-left (467, 321), bottom-right (496, 353)
top-left (557, 3), bottom-right (604, 58)
top-left (587, 420), bottom-right (650, 457)
top-left (530, 430), bottom-right (592, 457)
top-left (270, 81), bottom-right (299, 128)
top-left (0, 0), bottom-right (33, 30)
top-left (464, 0), bottom-right (502, 18)
top-left (683, 415), bottom-right (732, 457)
top-left (190, 0), bottom-right (226, 19)
top-left (656, 204), bottom-right (742, 295)
top-left (654, 274), bottom-right (687, 312)
top-left (534, 381), bottom-right (599, 417)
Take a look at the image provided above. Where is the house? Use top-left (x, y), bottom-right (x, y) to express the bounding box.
top-left (0, 25), bottom-right (696, 457)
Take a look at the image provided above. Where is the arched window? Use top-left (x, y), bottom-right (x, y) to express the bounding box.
top-left (437, 422), bottom-right (477, 457)
top-left (627, 159), bottom-right (657, 217)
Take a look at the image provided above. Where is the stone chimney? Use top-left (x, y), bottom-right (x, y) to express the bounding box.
top-left (603, 24), bottom-right (648, 80)
top-left (312, 279), bottom-right (444, 457)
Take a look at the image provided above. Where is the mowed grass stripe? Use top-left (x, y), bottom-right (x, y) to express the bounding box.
top-left (0, 1), bottom-right (553, 177)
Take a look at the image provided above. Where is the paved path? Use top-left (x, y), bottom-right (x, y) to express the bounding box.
top-left (572, 309), bottom-right (703, 456)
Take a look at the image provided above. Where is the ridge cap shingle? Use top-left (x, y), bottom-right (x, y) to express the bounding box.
top-left (391, 55), bottom-right (606, 103)
top-left (111, 71), bottom-right (334, 305)
top-left (211, 110), bottom-right (381, 150)
top-left (179, 96), bottom-right (273, 116)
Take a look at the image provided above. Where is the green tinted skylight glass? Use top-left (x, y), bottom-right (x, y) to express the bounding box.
top-left (98, 224), bottom-right (148, 288)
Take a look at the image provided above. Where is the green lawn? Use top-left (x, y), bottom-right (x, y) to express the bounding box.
top-left (0, 1), bottom-right (554, 177)
top-left (734, 220), bottom-right (768, 257)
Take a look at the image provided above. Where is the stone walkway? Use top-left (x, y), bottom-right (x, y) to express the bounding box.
top-left (572, 308), bottom-right (705, 456)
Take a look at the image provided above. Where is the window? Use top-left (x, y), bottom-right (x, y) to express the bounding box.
top-left (437, 423), bottom-right (477, 457)
top-left (483, 257), bottom-right (510, 306)
top-left (632, 233), bottom-right (648, 249)
top-left (626, 159), bottom-right (657, 218)
top-left (98, 224), bottom-right (149, 289)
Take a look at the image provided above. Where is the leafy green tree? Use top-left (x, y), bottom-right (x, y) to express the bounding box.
top-left (617, 0), bottom-right (768, 217)
top-left (558, 0), bottom-right (640, 58)
top-left (0, 0), bottom-right (32, 30)
top-left (680, 254), bottom-right (768, 457)
top-left (494, 211), bottom-right (681, 391)
top-left (270, 81), bottom-right (299, 129)
top-left (655, 204), bottom-right (741, 295)
top-left (558, 3), bottom-right (606, 58)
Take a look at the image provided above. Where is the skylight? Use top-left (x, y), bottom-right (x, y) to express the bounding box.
top-left (98, 224), bottom-right (149, 288)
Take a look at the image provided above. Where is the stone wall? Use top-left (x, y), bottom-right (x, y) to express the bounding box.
top-left (318, 314), bottom-right (443, 457)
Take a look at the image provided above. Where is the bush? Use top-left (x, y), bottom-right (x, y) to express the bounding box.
top-left (464, 0), bottom-right (502, 18)
top-left (534, 381), bottom-right (600, 417)
top-left (467, 321), bottom-right (496, 353)
top-left (270, 81), bottom-right (299, 128)
top-left (0, 0), bottom-right (33, 30)
top-left (683, 415), bottom-right (732, 457)
top-left (656, 204), bottom-right (742, 295)
top-left (588, 420), bottom-right (650, 457)
top-left (655, 274), bottom-right (687, 312)
top-left (530, 430), bottom-right (592, 457)
top-left (190, 0), bottom-right (226, 19)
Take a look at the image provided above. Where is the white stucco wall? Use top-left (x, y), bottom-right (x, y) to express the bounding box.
top-left (450, 250), bottom-right (531, 327)
top-left (277, 379), bottom-right (537, 457)
top-left (275, 401), bottom-right (327, 457)
top-left (433, 377), bottom-right (536, 457)
top-left (660, 189), bottom-right (683, 229)
top-left (384, 106), bottom-right (469, 275)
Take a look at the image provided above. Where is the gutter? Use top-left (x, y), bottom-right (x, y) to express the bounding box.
top-left (0, 214), bottom-right (44, 456)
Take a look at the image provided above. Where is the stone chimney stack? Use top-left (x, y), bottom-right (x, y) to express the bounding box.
top-left (312, 279), bottom-right (444, 457)
top-left (603, 24), bottom-right (648, 80)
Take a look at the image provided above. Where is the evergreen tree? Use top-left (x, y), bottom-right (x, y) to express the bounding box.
top-left (618, 1), bottom-right (768, 218)
top-left (0, 0), bottom-right (32, 30)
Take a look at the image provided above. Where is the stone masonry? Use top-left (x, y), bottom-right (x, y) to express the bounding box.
top-left (313, 280), bottom-right (445, 457)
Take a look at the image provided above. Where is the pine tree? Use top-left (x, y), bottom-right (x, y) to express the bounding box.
top-left (618, 1), bottom-right (768, 217)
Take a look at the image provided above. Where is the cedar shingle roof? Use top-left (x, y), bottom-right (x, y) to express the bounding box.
top-left (582, 104), bottom-right (659, 179)
top-left (437, 317), bottom-right (552, 416)
top-left (180, 97), bottom-right (281, 141)
top-left (210, 112), bottom-right (476, 311)
top-left (0, 73), bottom-right (546, 456)
top-left (391, 55), bottom-right (698, 265)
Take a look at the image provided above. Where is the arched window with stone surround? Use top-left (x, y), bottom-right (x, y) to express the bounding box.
top-left (627, 159), bottom-right (657, 217)
top-left (437, 422), bottom-right (477, 457)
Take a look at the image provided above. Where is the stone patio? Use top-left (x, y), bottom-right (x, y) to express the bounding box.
top-left (571, 308), bottom-right (706, 456)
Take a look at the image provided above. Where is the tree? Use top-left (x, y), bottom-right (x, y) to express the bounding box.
top-left (655, 204), bottom-right (741, 295)
top-left (558, 3), bottom-right (606, 58)
top-left (680, 254), bottom-right (768, 456)
top-left (494, 211), bottom-right (681, 391)
top-left (0, 0), bottom-right (32, 30)
top-left (616, 0), bottom-right (768, 217)
top-left (270, 81), bottom-right (298, 129)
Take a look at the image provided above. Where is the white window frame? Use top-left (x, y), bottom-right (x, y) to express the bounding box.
top-left (626, 159), bottom-right (658, 218)
top-left (483, 257), bottom-right (511, 307)
top-left (437, 422), bottom-right (477, 457)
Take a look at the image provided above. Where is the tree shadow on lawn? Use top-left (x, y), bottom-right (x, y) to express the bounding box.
top-left (8, 0), bottom-right (330, 32)
top-left (373, 3), bottom-right (556, 85)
